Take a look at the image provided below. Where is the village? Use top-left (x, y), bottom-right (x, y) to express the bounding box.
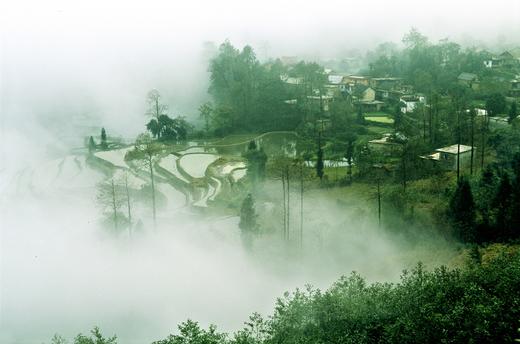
top-left (276, 46), bottom-right (520, 176)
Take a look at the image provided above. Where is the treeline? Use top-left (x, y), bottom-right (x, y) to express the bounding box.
top-left (49, 249), bottom-right (520, 344)
top-left (448, 152), bottom-right (520, 243)
top-left (203, 42), bottom-right (299, 135)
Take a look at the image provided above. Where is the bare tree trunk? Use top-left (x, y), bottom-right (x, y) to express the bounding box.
top-left (300, 164), bottom-right (304, 250)
top-left (286, 167), bottom-right (290, 241)
top-left (111, 179), bottom-right (118, 231)
top-left (470, 111), bottom-right (475, 175)
top-left (481, 114), bottom-right (487, 170)
top-left (377, 178), bottom-right (382, 228)
top-left (155, 98), bottom-right (160, 139)
top-left (282, 170), bottom-right (286, 240)
top-left (428, 92), bottom-right (433, 145)
top-left (422, 105), bottom-right (426, 141)
top-left (402, 157), bottom-right (407, 192)
top-left (125, 173), bottom-right (132, 237)
top-left (148, 154), bottom-right (156, 229)
top-left (457, 109), bottom-right (461, 181)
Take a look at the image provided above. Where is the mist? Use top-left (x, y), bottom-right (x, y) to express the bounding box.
top-left (1, 0), bottom-right (519, 343)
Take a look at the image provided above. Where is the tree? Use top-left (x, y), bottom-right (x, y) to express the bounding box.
top-left (243, 141), bottom-right (268, 183)
top-left (480, 110), bottom-right (489, 169)
top-left (316, 146), bottom-right (324, 181)
top-left (509, 102), bottom-right (518, 124)
top-left (486, 93), bottom-right (506, 116)
top-left (88, 136), bottom-right (96, 153)
top-left (345, 137), bottom-right (355, 183)
top-left (239, 193), bottom-right (258, 248)
top-left (123, 172), bottom-right (132, 237)
top-left (199, 102), bottom-right (214, 133)
top-left (402, 27), bottom-right (428, 49)
top-left (152, 320), bottom-right (226, 344)
top-left (448, 177), bottom-right (476, 242)
top-left (130, 133), bottom-right (161, 229)
top-left (50, 334), bottom-right (68, 344)
top-left (74, 327), bottom-right (117, 344)
top-left (100, 128), bottom-right (108, 150)
top-left (97, 178), bottom-right (123, 232)
top-left (356, 106), bottom-right (365, 125)
top-left (469, 108), bottom-right (476, 174)
top-left (146, 89), bottom-right (168, 139)
top-left (239, 194), bottom-right (257, 232)
top-left (491, 173), bottom-right (514, 241)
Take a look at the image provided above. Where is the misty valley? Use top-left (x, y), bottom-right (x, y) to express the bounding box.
top-left (2, 6), bottom-right (520, 344)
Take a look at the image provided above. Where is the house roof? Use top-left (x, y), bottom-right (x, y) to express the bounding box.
top-left (369, 133), bottom-right (405, 145)
top-left (458, 73), bottom-right (478, 81)
top-left (499, 51), bottom-right (515, 59)
top-left (509, 47), bottom-right (520, 59)
top-left (353, 84), bottom-right (369, 94)
top-left (400, 95), bottom-right (422, 102)
top-left (328, 75), bottom-right (344, 84)
top-left (280, 74), bottom-right (303, 85)
top-left (435, 144), bottom-right (474, 154)
top-left (357, 100), bottom-right (384, 105)
top-left (371, 77), bottom-right (402, 82)
top-left (347, 75), bottom-right (369, 80)
top-left (421, 152), bottom-right (441, 161)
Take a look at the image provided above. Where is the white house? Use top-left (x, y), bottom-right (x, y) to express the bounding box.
top-left (400, 95), bottom-right (426, 113)
top-left (421, 144), bottom-right (476, 171)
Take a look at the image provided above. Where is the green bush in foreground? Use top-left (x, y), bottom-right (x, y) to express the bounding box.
top-left (55, 250), bottom-right (520, 344)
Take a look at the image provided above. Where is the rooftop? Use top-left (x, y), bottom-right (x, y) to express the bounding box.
top-left (328, 75), bottom-right (344, 84)
top-left (435, 144), bottom-right (474, 154)
top-left (421, 152), bottom-right (441, 161)
top-left (458, 73), bottom-right (478, 81)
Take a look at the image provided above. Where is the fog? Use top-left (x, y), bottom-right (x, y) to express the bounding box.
top-left (1, 0), bottom-right (518, 343)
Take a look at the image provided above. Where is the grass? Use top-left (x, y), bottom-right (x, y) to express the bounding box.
top-left (210, 134), bottom-right (259, 145)
top-left (365, 111), bottom-right (391, 117)
top-left (365, 116), bottom-right (394, 124)
top-left (366, 125), bottom-right (391, 135)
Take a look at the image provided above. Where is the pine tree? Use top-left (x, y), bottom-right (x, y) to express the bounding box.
top-left (100, 127), bottom-right (108, 150)
top-left (88, 136), bottom-right (96, 153)
top-left (356, 106), bottom-right (365, 125)
top-left (239, 193), bottom-right (257, 234)
top-left (475, 165), bottom-right (497, 241)
top-left (510, 153), bottom-right (520, 240)
top-left (346, 138), bottom-right (354, 183)
top-left (316, 147), bottom-right (324, 181)
top-left (243, 141), bottom-right (267, 183)
top-left (448, 177), bottom-right (476, 242)
top-left (509, 102), bottom-right (518, 124)
top-left (492, 173), bottom-right (513, 241)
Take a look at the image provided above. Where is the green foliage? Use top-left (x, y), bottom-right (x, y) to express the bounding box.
top-left (152, 320), bottom-right (227, 344)
top-left (509, 102), bottom-right (517, 123)
top-left (88, 136), bottom-right (96, 153)
top-left (51, 334), bottom-right (68, 344)
top-left (100, 128), bottom-right (108, 150)
top-left (74, 327), bottom-right (117, 344)
top-left (239, 193), bottom-right (257, 234)
top-left (147, 115), bottom-right (190, 142)
top-left (243, 141), bottom-right (268, 183)
top-left (485, 93), bottom-right (507, 116)
top-left (448, 177), bottom-right (476, 242)
top-left (208, 42), bottom-right (292, 133)
top-left (316, 147), bottom-right (324, 180)
top-left (264, 251), bottom-right (520, 344)
top-left (56, 252), bottom-right (520, 344)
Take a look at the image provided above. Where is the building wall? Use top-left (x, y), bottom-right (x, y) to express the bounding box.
top-left (440, 150), bottom-right (476, 171)
top-left (362, 88), bottom-right (376, 102)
